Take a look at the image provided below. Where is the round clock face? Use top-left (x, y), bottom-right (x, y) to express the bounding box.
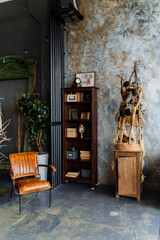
top-left (75, 78), bottom-right (81, 84)
top-left (75, 77), bottom-right (81, 87)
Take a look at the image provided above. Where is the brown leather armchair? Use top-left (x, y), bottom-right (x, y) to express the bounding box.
top-left (9, 152), bottom-right (56, 214)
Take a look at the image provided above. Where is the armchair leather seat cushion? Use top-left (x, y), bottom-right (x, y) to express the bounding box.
top-left (15, 177), bottom-right (40, 187)
top-left (15, 177), bottom-right (51, 195)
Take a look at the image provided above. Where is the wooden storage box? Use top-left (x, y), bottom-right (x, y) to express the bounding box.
top-left (66, 150), bottom-right (79, 160)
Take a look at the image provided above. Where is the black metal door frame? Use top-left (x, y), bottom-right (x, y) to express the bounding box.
top-left (50, 0), bottom-right (64, 187)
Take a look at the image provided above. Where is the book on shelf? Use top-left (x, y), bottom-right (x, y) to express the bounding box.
top-left (81, 157), bottom-right (91, 161)
top-left (67, 128), bottom-right (77, 132)
top-left (69, 109), bottom-right (80, 120)
top-left (67, 134), bottom-right (77, 138)
top-left (67, 171), bottom-right (80, 176)
top-left (66, 128), bottom-right (77, 138)
top-left (65, 171), bottom-right (80, 178)
top-left (80, 150), bottom-right (91, 160)
top-left (80, 92), bottom-right (84, 101)
top-left (80, 150), bottom-right (91, 155)
top-left (65, 174), bottom-right (78, 178)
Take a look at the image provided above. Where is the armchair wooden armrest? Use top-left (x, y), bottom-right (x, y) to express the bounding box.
top-left (38, 164), bottom-right (56, 172)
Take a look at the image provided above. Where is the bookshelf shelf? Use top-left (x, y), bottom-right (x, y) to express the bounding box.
top-left (66, 137), bottom-right (92, 140)
top-left (67, 159), bottom-right (91, 163)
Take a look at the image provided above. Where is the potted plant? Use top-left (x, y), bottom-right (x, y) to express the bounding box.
top-left (14, 93), bottom-right (49, 180)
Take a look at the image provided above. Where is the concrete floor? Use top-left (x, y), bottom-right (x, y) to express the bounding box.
top-left (0, 171), bottom-right (160, 240)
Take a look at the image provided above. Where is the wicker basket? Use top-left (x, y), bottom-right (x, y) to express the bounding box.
top-left (114, 142), bottom-right (143, 151)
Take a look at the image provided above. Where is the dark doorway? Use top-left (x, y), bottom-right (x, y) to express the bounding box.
top-left (0, 78), bottom-right (28, 158)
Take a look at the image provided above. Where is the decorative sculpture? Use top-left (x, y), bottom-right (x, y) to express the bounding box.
top-left (114, 61), bottom-right (146, 151)
top-left (0, 99), bottom-right (11, 160)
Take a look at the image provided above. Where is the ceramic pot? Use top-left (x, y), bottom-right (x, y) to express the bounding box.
top-left (37, 152), bottom-right (49, 180)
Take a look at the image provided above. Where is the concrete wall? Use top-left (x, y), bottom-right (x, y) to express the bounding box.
top-left (0, 0), bottom-right (50, 155)
top-left (65, 0), bottom-right (160, 187)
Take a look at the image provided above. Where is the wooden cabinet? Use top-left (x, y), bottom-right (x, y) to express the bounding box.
top-left (62, 87), bottom-right (98, 189)
top-left (114, 150), bottom-right (143, 201)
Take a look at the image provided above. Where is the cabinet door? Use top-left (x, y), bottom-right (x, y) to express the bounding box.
top-left (118, 157), bottom-right (137, 195)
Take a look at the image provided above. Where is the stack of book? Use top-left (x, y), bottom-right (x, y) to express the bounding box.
top-left (80, 151), bottom-right (91, 160)
top-left (65, 171), bottom-right (80, 178)
top-left (66, 128), bottom-right (77, 138)
top-left (68, 109), bottom-right (80, 120)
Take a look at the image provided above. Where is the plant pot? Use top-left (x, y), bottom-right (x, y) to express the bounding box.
top-left (37, 152), bottom-right (49, 180)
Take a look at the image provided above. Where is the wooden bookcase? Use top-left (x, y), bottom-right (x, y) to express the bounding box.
top-left (114, 150), bottom-right (143, 201)
top-left (62, 87), bottom-right (98, 189)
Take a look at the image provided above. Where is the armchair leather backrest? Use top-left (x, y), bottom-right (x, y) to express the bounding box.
top-left (9, 152), bottom-right (40, 180)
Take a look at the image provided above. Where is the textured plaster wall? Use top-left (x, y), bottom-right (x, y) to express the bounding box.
top-left (65, 0), bottom-right (160, 187)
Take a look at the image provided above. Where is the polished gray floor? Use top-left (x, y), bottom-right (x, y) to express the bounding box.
top-left (0, 171), bottom-right (160, 240)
